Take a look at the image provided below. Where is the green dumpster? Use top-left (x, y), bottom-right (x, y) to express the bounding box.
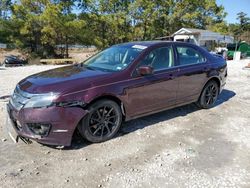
top-left (227, 42), bottom-right (250, 60)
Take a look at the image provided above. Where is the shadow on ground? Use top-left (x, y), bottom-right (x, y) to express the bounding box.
top-left (64, 89), bottom-right (236, 150)
top-left (34, 89), bottom-right (236, 150)
top-left (0, 95), bottom-right (10, 100)
top-left (120, 89), bottom-right (235, 134)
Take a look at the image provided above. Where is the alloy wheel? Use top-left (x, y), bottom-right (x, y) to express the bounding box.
top-left (88, 105), bottom-right (118, 138)
top-left (204, 84), bottom-right (218, 105)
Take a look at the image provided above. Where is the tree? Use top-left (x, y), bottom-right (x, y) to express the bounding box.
top-left (237, 12), bottom-right (250, 32)
top-left (1, 0), bottom-right (232, 56)
top-left (0, 0), bottom-right (11, 19)
top-left (0, 0), bottom-right (12, 43)
top-left (226, 12), bottom-right (250, 41)
top-left (237, 12), bottom-right (250, 28)
top-left (10, 0), bottom-right (85, 57)
top-left (40, 2), bottom-right (85, 57)
top-left (11, 0), bottom-right (44, 52)
top-left (170, 0), bottom-right (226, 31)
top-left (235, 12), bottom-right (250, 42)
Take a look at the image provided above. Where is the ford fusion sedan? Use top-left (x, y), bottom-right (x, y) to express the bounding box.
top-left (7, 41), bottom-right (227, 146)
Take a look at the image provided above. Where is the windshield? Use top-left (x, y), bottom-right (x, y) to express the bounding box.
top-left (82, 45), bottom-right (145, 72)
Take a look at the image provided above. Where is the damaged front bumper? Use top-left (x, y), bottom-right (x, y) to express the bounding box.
top-left (6, 102), bottom-right (87, 146)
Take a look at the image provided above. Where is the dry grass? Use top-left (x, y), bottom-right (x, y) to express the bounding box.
top-left (0, 48), bottom-right (97, 65)
top-left (0, 49), bottom-right (26, 65)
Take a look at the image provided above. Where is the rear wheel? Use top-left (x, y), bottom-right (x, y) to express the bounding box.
top-left (197, 80), bottom-right (219, 109)
top-left (78, 100), bottom-right (122, 143)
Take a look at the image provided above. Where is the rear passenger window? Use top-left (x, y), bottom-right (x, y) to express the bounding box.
top-left (177, 46), bottom-right (206, 66)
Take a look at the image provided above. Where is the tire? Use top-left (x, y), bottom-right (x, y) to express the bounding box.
top-left (78, 99), bottom-right (122, 143)
top-left (197, 80), bottom-right (219, 109)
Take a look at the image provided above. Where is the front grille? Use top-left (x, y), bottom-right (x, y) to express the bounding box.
top-left (10, 86), bottom-right (30, 111)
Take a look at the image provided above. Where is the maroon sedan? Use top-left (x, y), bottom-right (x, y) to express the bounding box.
top-left (7, 41), bottom-right (227, 146)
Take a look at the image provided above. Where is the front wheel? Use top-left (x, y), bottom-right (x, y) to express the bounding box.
top-left (78, 100), bottom-right (122, 143)
top-left (197, 80), bottom-right (219, 109)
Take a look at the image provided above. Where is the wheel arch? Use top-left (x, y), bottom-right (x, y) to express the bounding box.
top-left (199, 76), bottom-right (221, 100)
top-left (205, 77), bottom-right (221, 90)
top-left (71, 94), bottom-right (126, 144)
top-left (85, 94), bottom-right (126, 120)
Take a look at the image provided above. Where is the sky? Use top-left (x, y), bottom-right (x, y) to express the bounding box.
top-left (216, 0), bottom-right (250, 23)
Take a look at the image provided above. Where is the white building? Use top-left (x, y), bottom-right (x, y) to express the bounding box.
top-left (0, 43), bottom-right (7, 49)
top-left (174, 28), bottom-right (234, 51)
top-left (157, 28), bottom-right (234, 51)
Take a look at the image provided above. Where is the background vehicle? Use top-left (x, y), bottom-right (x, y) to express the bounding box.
top-left (3, 55), bottom-right (28, 67)
top-left (7, 41), bottom-right (227, 146)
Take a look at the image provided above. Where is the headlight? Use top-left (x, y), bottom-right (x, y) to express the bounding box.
top-left (24, 93), bottom-right (58, 109)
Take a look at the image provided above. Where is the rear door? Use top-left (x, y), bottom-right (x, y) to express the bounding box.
top-left (174, 44), bottom-right (210, 104)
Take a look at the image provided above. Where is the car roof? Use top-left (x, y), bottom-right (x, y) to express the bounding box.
top-left (114, 41), bottom-right (197, 48)
top-left (114, 41), bottom-right (212, 60)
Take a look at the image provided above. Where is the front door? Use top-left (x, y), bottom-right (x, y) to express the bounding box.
top-left (126, 45), bottom-right (178, 117)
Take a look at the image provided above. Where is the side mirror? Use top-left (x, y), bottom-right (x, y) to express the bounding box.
top-left (137, 66), bottom-right (153, 76)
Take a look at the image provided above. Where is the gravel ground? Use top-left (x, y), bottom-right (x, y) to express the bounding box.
top-left (0, 61), bottom-right (250, 188)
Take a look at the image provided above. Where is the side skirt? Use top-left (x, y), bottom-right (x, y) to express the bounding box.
top-left (125, 99), bottom-right (197, 122)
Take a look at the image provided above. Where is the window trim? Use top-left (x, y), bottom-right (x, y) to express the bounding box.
top-left (132, 45), bottom-right (175, 77)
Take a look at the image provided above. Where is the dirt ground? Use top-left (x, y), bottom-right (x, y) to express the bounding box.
top-left (0, 59), bottom-right (250, 188)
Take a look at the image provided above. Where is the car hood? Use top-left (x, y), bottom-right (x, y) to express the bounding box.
top-left (18, 65), bottom-right (111, 94)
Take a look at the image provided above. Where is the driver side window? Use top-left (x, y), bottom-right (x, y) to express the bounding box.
top-left (139, 47), bottom-right (174, 71)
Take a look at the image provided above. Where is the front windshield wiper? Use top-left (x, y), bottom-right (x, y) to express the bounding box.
top-left (78, 63), bottom-right (96, 71)
top-left (88, 66), bottom-right (115, 72)
top-left (85, 66), bottom-right (96, 71)
top-left (79, 63), bottom-right (114, 72)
